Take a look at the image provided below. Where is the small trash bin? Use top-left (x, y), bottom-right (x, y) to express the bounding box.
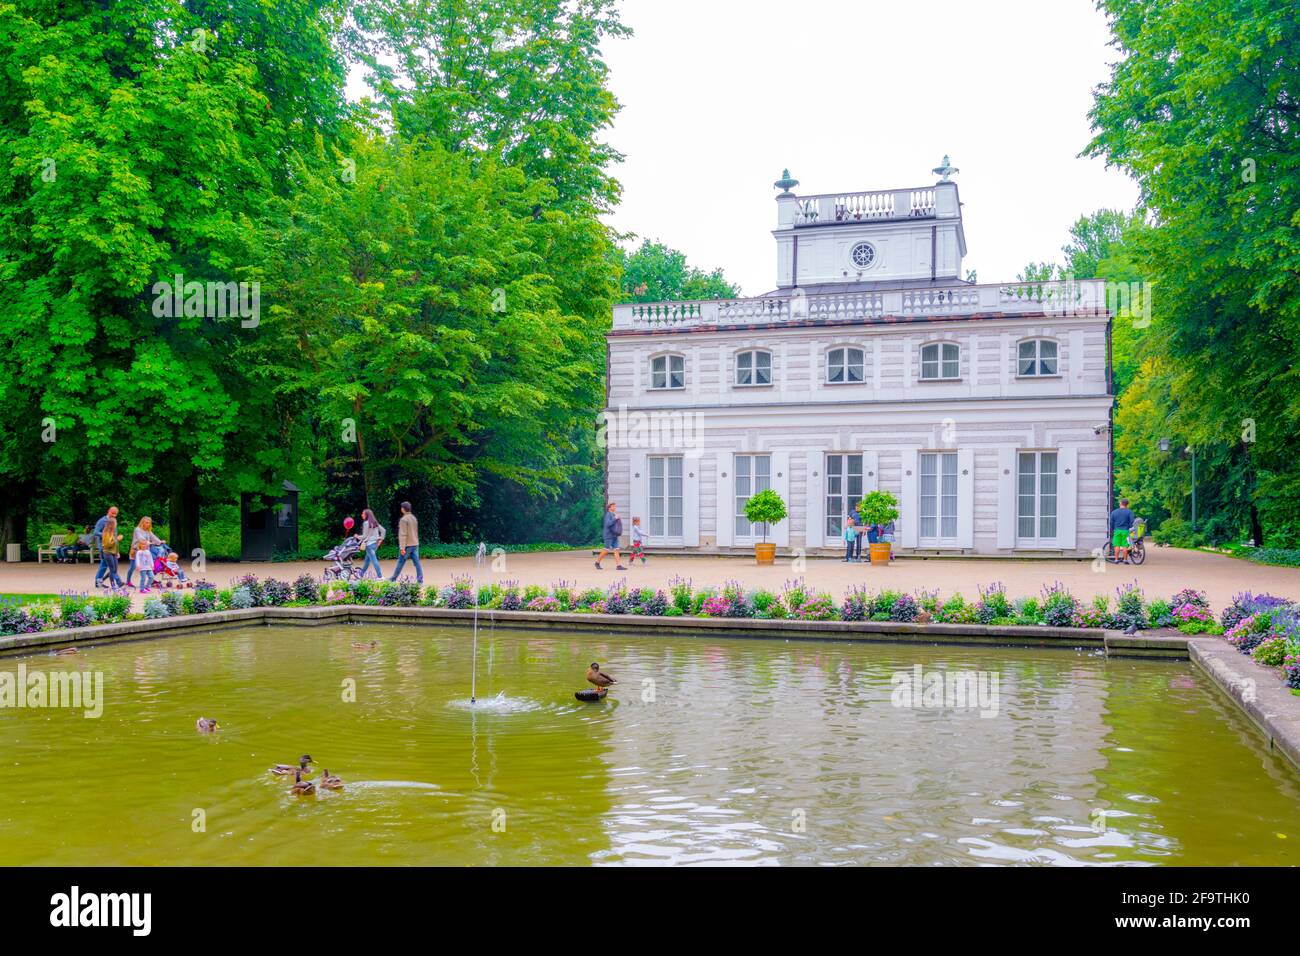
top-left (5, 543), bottom-right (21, 563)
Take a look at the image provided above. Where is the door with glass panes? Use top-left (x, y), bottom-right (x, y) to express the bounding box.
top-left (647, 455), bottom-right (684, 544)
top-left (1017, 451), bottom-right (1058, 546)
top-left (918, 452), bottom-right (958, 546)
top-left (824, 453), bottom-right (865, 546)
top-left (732, 454), bottom-right (771, 544)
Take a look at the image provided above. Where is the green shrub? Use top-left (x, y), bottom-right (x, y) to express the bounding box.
top-left (1253, 636), bottom-right (1288, 666)
top-left (669, 578), bottom-right (693, 613)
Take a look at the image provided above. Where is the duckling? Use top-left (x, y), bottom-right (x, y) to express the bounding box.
top-left (319, 769), bottom-right (344, 791)
top-left (195, 717), bottom-right (219, 733)
top-left (586, 662), bottom-right (617, 688)
top-left (271, 754), bottom-right (314, 776)
top-left (290, 770), bottom-right (315, 796)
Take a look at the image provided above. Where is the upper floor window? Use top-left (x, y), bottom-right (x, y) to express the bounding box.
top-left (826, 347), bottom-right (865, 384)
top-left (735, 350), bottom-right (772, 387)
top-left (920, 343), bottom-right (960, 380)
top-left (650, 354), bottom-right (685, 390)
top-left (849, 242), bottom-right (876, 270)
top-left (1018, 339), bottom-right (1059, 377)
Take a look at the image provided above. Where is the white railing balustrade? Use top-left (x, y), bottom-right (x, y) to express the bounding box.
top-left (612, 280), bottom-right (1108, 331)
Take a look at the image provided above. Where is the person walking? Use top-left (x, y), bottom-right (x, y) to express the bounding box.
top-left (389, 501), bottom-right (423, 584)
top-left (1110, 497), bottom-right (1136, 563)
top-left (93, 506), bottom-right (119, 587)
top-left (125, 517), bottom-right (163, 587)
top-left (595, 502), bottom-right (626, 570)
top-left (358, 508), bottom-right (386, 579)
top-left (100, 515), bottom-right (124, 589)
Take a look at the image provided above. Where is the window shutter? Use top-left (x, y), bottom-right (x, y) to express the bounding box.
top-left (957, 448), bottom-right (975, 549)
top-left (1057, 447), bottom-right (1079, 550)
top-left (997, 447), bottom-right (1017, 549)
top-left (900, 449), bottom-right (919, 548)
top-left (805, 451), bottom-right (823, 550)
top-left (771, 451), bottom-right (790, 547)
top-left (630, 451), bottom-right (648, 540)
top-left (863, 450), bottom-right (879, 493)
top-left (682, 453), bottom-right (700, 547)
top-left (715, 453), bottom-right (733, 547)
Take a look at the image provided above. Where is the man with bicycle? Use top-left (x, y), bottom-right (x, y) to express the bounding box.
top-left (1110, 497), bottom-right (1136, 563)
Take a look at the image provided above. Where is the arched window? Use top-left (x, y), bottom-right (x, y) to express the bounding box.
top-left (920, 342), bottom-right (960, 381)
top-left (826, 347), bottom-right (865, 384)
top-left (1017, 339), bottom-right (1059, 376)
top-left (735, 350), bottom-right (772, 386)
top-left (650, 353), bottom-right (685, 390)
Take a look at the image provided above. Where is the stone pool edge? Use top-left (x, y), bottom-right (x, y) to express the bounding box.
top-left (1187, 637), bottom-right (1300, 774)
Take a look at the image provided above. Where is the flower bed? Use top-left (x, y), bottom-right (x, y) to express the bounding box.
top-left (1218, 592), bottom-right (1300, 692)
top-left (0, 576), bottom-right (1259, 646)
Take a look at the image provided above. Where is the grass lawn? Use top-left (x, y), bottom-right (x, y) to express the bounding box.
top-left (0, 593), bottom-right (59, 606)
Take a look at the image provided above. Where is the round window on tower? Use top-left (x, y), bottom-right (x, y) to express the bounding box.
top-left (849, 241), bottom-right (876, 270)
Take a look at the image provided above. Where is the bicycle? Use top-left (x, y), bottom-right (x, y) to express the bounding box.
top-left (1103, 517), bottom-right (1147, 565)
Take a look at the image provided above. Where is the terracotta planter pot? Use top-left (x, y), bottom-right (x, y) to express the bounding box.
top-left (869, 542), bottom-right (892, 566)
top-left (754, 542), bottom-right (777, 565)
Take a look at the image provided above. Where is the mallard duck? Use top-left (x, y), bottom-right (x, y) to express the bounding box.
top-left (271, 754), bottom-right (313, 776)
top-left (195, 717), bottom-right (219, 733)
top-left (319, 769), bottom-right (344, 791)
top-left (290, 770), bottom-right (315, 796)
top-left (586, 663), bottom-right (617, 688)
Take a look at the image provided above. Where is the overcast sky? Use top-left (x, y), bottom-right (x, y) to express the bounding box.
top-left (601, 0), bottom-right (1141, 294)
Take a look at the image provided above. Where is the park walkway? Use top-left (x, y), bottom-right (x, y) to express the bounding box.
top-left (3, 546), bottom-right (1298, 612)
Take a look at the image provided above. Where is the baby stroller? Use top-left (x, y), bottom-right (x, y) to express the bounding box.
top-left (323, 534), bottom-right (363, 582)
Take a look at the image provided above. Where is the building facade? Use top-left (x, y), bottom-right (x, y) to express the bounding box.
top-left (604, 171), bottom-right (1113, 557)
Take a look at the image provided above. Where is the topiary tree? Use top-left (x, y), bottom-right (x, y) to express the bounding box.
top-left (744, 489), bottom-right (788, 543)
top-left (857, 490), bottom-right (900, 528)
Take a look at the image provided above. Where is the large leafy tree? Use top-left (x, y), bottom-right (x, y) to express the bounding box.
top-left (352, 0), bottom-right (627, 213)
top-left (1086, 0), bottom-right (1300, 546)
top-left (616, 240), bottom-right (740, 302)
top-left (265, 130), bottom-right (614, 532)
top-left (0, 0), bottom-right (350, 553)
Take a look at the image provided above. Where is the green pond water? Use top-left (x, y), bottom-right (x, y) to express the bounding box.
top-left (1, 622), bottom-right (1297, 866)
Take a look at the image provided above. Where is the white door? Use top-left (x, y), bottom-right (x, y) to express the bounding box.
top-left (1016, 451), bottom-right (1059, 547)
top-left (647, 455), bottom-right (685, 545)
top-left (919, 451), bottom-right (958, 546)
top-left (733, 454), bottom-right (772, 544)
top-left (823, 453), bottom-right (864, 546)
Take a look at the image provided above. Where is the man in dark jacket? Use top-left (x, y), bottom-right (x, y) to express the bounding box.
top-left (595, 502), bottom-right (627, 570)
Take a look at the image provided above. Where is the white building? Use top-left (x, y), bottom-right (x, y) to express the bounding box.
top-left (604, 167), bottom-right (1114, 557)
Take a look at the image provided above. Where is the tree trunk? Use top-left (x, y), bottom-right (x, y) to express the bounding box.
top-left (168, 472), bottom-right (202, 559)
top-left (0, 479), bottom-right (34, 555)
top-left (1250, 503), bottom-right (1265, 548)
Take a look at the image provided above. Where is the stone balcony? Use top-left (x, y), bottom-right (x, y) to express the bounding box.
top-left (611, 279), bottom-right (1110, 332)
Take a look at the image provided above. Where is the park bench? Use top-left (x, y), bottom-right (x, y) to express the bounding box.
top-left (37, 534), bottom-right (65, 563)
top-left (37, 533), bottom-right (100, 563)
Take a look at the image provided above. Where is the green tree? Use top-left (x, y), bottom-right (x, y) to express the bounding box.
top-left (1087, 0), bottom-right (1300, 546)
top-left (0, 0), bottom-right (350, 553)
top-left (266, 129), bottom-right (616, 535)
top-left (616, 240), bottom-right (740, 302)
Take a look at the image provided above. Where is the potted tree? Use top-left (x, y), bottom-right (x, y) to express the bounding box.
top-left (857, 490), bottom-right (900, 566)
top-left (743, 488), bottom-right (787, 565)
